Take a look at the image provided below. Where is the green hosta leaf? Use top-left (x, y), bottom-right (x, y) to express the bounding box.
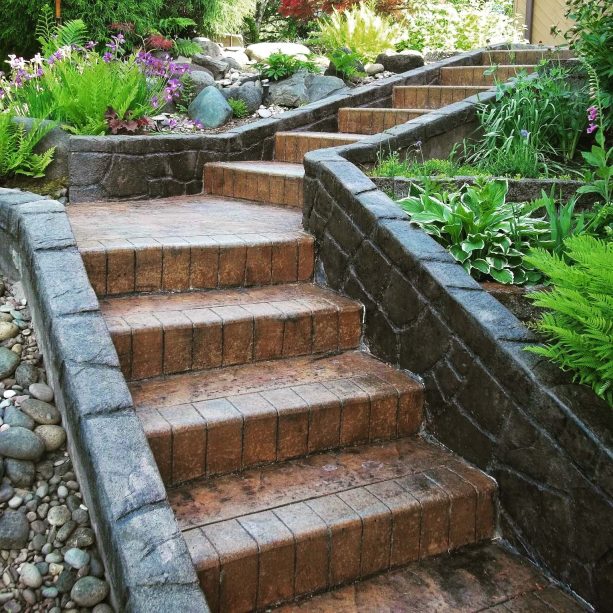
top-left (472, 258), bottom-right (490, 274)
top-left (490, 268), bottom-right (514, 284)
top-left (449, 244), bottom-right (469, 263)
top-left (486, 256), bottom-right (507, 269)
top-left (461, 237), bottom-right (485, 253)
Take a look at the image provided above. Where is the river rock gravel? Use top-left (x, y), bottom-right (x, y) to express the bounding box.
top-left (0, 273), bottom-right (112, 611)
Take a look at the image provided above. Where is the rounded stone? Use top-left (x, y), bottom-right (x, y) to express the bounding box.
top-left (55, 568), bottom-right (74, 592)
top-left (93, 604), bottom-right (113, 613)
top-left (0, 510), bottom-right (29, 549)
top-left (3, 406), bottom-right (35, 430)
top-left (28, 383), bottom-right (54, 403)
top-left (0, 483), bottom-right (15, 503)
top-left (70, 576), bottom-right (109, 607)
top-left (67, 526), bottom-right (94, 548)
top-left (14, 363), bottom-right (38, 388)
top-left (0, 322), bottom-right (19, 342)
top-left (0, 427), bottom-right (45, 461)
top-left (47, 505), bottom-right (71, 527)
top-left (64, 548), bottom-right (90, 570)
top-left (19, 563), bottom-right (42, 588)
top-left (0, 347), bottom-right (20, 379)
top-left (42, 586), bottom-right (59, 598)
top-left (34, 425), bottom-right (66, 452)
top-left (19, 399), bottom-right (61, 425)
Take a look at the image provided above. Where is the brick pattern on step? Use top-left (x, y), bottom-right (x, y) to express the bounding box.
top-left (337, 108), bottom-right (428, 135)
top-left (178, 439), bottom-right (496, 611)
top-left (439, 65), bottom-right (537, 86)
top-left (134, 353), bottom-right (423, 485)
top-left (275, 132), bottom-right (364, 163)
top-left (103, 285), bottom-right (363, 380)
top-left (392, 85), bottom-right (492, 109)
top-left (204, 161), bottom-right (305, 207)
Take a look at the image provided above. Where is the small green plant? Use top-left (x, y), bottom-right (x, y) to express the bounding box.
top-left (0, 112), bottom-right (55, 180)
top-left (525, 235), bottom-right (613, 406)
top-left (398, 179), bottom-right (549, 284)
top-left (314, 2), bottom-right (403, 62)
top-left (256, 52), bottom-right (319, 81)
top-left (35, 5), bottom-right (88, 56)
top-left (372, 153), bottom-right (486, 179)
top-left (227, 98), bottom-right (250, 119)
top-left (328, 48), bottom-right (364, 80)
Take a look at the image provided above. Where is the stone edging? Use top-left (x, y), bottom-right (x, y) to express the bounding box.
top-left (301, 73), bottom-right (612, 608)
top-left (0, 188), bottom-right (208, 613)
top-left (67, 50), bottom-right (488, 202)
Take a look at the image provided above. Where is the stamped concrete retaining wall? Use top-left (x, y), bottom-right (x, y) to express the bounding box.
top-left (67, 50), bottom-right (487, 202)
top-left (0, 188), bottom-right (208, 613)
top-left (301, 98), bottom-right (612, 608)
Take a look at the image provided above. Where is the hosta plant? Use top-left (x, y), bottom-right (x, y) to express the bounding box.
top-left (398, 180), bottom-right (549, 284)
top-left (256, 52), bottom-right (319, 81)
top-left (526, 235), bottom-right (613, 406)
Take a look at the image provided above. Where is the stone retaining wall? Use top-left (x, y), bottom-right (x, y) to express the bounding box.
top-left (67, 50), bottom-right (485, 202)
top-left (302, 99), bottom-right (612, 609)
top-left (0, 188), bottom-right (208, 613)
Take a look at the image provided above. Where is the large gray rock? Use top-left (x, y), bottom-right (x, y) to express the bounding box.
top-left (0, 347), bottom-right (19, 379)
top-left (246, 42), bottom-right (311, 62)
top-left (375, 50), bottom-right (424, 73)
top-left (223, 48), bottom-right (250, 67)
top-left (0, 509), bottom-right (29, 549)
top-left (0, 426), bottom-right (45, 461)
top-left (268, 70), bottom-right (348, 107)
top-left (188, 86), bottom-right (233, 128)
top-left (5, 458), bottom-right (35, 487)
top-left (187, 70), bottom-right (215, 96)
top-left (192, 37), bottom-right (222, 58)
top-left (20, 398), bottom-right (61, 425)
top-left (221, 82), bottom-right (263, 113)
top-left (192, 54), bottom-right (230, 79)
top-left (14, 362), bottom-right (39, 387)
top-left (71, 576), bottom-right (109, 607)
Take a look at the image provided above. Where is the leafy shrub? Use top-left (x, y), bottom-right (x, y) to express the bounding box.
top-left (227, 98), bottom-right (250, 118)
top-left (279, 0), bottom-right (403, 22)
top-left (398, 180), bottom-right (548, 284)
top-left (0, 112), bottom-right (55, 180)
top-left (327, 48), bottom-right (364, 79)
top-left (257, 52), bottom-right (319, 81)
top-left (526, 235), bottom-right (613, 406)
top-left (315, 2), bottom-right (403, 62)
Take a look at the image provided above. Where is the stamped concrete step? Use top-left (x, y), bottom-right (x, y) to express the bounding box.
top-left (204, 161), bottom-right (305, 207)
top-left (132, 351), bottom-right (424, 484)
top-left (67, 195), bottom-right (313, 296)
top-left (275, 131), bottom-right (365, 163)
top-left (338, 107), bottom-right (429, 135)
top-left (439, 64), bottom-right (537, 86)
top-left (102, 283), bottom-right (363, 381)
top-left (481, 48), bottom-right (574, 65)
top-left (274, 543), bottom-right (588, 612)
top-left (392, 85), bottom-right (492, 110)
top-left (176, 437), bottom-right (497, 611)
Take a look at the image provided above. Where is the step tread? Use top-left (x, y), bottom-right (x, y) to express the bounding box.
top-left (273, 544), bottom-right (587, 612)
top-left (441, 64), bottom-right (538, 70)
top-left (339, 107), bottom-right (430, 113)
top-left (276, 131), bottom-right (366, 141)
top-left (205, 160), bottom-right (305, 177)
top-left (392, 84), bottom-right (493, 90)
top-left (179, 437), bottom-right (496, 610)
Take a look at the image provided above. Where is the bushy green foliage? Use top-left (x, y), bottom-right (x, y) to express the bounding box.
top-left (526, 236), bottom-right (613, 406)
top-left (0, 112), bottom-right (55, 180)
top-left (373, 153), bottom-right (486, 179)
top-left (35, 6), bottom-right (88, 56)
top-left (398, 180), bottom-right (548, 284)
top-left (257, 52), bottom-right (319, 81)
top-left (227, 98), bottom-right (250, 118)
top-left (315, 2), bottom-right (403, 62)
top-left (328, 48), bottom-right (364, 79)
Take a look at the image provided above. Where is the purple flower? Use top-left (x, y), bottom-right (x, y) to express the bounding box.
top-left (587, 123), bottom-right (598, 134)
top-left (0, 89), bottom-right (5, 100)
top-left (520, 129), bottom-right (530, 139)
top-left (85, 41), bottom-right (96, 50)
top-left (102, 52), bottom-right (113, 63)
top-left (587, 105), bottom-right (598, 122)
top-left (151, 95), bottom-right (159, 108)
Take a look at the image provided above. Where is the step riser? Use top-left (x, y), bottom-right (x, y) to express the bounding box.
top-left (439, 65), bottom-right (537, 86)
top-left (275, 133), bottom-right (363, 163)
top-left (186, 463), bottom-right (496, 611)
top-left (392, 86), bottom-right (491, 110)
top-left (108, 301), bottom-right (362, 381)
top-left (338, 108), bottom-right (427, 135)
top-left (204, 165), bottom-right (303, 207)
top-left (141, 378), bottom-right (422, 485)
top-left (81, 238), bottom-right (314, 297)
top-left (482, 49), bottom-right (573, 65)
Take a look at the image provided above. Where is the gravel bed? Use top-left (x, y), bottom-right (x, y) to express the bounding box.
top-left (0, 273), bottom-right (112, 612)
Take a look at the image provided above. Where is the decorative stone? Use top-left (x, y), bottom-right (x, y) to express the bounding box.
top-left (19, 399), bottom-right (61, 425)
top-left (64, 548), bottom-right (90, 570)
top-left (188, 86), bottom-right (233, 128)
top-left (191, 54), bottom-right (230, 79)
top-left (0, 348), bottom-right (19, 379)
top-left (28, 383), bottom-right (53, 403)
top-left (34, 425), bottom-right (66, 452)
top-left (3, 406), bottom-right (35, 430)
top-left (0, 483), bottom-right (14, 503)
top-left (19, 563), bottom-right (42, 589)
top-left (5, 459), bottom-right (35, 487)
top-left (47, 505), bottom-right (71, 527)
top-left (187, 70), bottom-right (215, 96)
top-left (246, 42), bottom-right (311, 62)
top-left (70, 576), bottom-right (109, 607)
top-left (364, 63), bottom-right (385, 75)
top-left (375, 50), bottom-right (424, 73)
top-left (0, 510), bottom-right (29, 549)
top-left (222, 49), bottom-right (250, 67)
top-left (66, 527), bottom-right (95, 548)
top-left (267, 70), bottom-right (348, 107)
top-left (192, 37), bottom-right (222, 58)
top-left (0, 322), bottom-right (19, 341)
top-left (0, 427), bottom-right (45, 461)
top-left (221, 81), bottom-right (263, 113)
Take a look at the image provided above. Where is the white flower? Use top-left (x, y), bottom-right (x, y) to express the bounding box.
top-left (7, 55), bottom-right (26, 70)
top-left (32, 53), bottom-right (44, 65)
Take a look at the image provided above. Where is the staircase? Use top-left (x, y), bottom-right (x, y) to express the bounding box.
top-left (66, 49), bottom-right (584, 612)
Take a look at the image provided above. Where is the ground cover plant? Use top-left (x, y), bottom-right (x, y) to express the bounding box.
top-left (256, 51), bottom-right (319, 80)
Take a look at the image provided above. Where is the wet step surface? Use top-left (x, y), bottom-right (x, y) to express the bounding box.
top-left (274, 542), bottom-right (588, 612)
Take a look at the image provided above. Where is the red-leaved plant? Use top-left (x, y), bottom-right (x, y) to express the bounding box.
top-left (279, 0), bottom-right (405, 22)
top-left (104, 108), bottom-right (154, 135)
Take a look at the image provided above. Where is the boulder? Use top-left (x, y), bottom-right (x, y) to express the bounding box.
top-left (187, 70), bottom-right (215, 96)
top-left (267, 70), bottom-right (348, 107)
top-left (222, 56), bottom-right (242, 71)
top-left (192, 54), bottom-right (230, 79)
top-left (375, 50), bottom-right (424, 73)
top-left (223, 49), bottom-right (250, 67)
top-left (192, 37), bottom-right (222, 58)
top-left (365, 63), bottom-right (385, 75)
top-left (221, 82), bottom-right (263, 113)
top-left (246, 42), bottom-right (311, 62)
top-left (188, 86), bottom-right (233, 128)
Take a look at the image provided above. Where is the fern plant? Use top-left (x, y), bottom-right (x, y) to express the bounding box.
top-left (526, 235), bottom-right (613, 406)
top-left (0, 112), bottom-right (55, 180)
top-left (36, 5), bottom-right (88, 56)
